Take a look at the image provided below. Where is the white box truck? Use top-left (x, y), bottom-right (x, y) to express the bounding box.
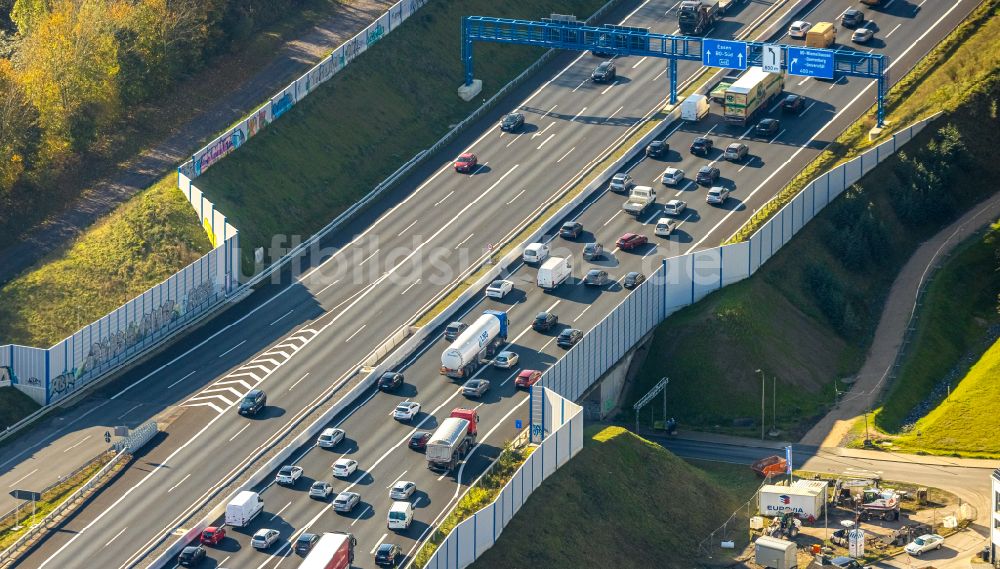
top-left (754, 536), bottom-right (797, 569)
top-left (759, 483), bottom-right (825, 522)
top-left (680, 93), bottom-right (710, 121)
top-left (536, 256), bottom-right (572, 290)
top-left (225, 490), bottom-right (264, 527)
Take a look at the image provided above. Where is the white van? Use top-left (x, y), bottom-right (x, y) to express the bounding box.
top-left (387, 501), bottom-right (413, 531)
top-left (522, 242), bottom-right (550, 264)
top-left (680, 93), bottom-right (710, 122)
top-left (225, 490), bottom-right (264, 527)
top-left (536, 256), bottom-right (572, 290)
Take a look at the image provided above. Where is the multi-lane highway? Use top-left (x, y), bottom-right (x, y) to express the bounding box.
top-left (17, 0), bottom-right (982, 567)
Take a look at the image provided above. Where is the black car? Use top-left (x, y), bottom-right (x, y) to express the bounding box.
top-left (782, 94), bottom-right (804, 113)
top-left (755, 118), bottom-right (780, 138)
top-left (295, 533), bottom-right (319, 555)
top-left (690, 137), bottom-right (713, 155)
top-left (532, 311), bottom-right (558, 332)
top-left (559, 221), bottom-right (583, 239)
top-left (841, 8), bottom-right (864, 28)
top-left (591, 60), bottom-right (616, 83)
top-left (591, 49), bottom-right (615, 58)
top-left (623, 271), bottom-right (645, 289)
top-left (556, 328), bottom-right (583, 348)
top-left (409, 431), bottom-right (431, 450)
top-left (238, 389), bottom-right (266, 417)
top-left (178, 545), bottom-right (206, 567)
top-left (646, 139), bottom-right (669, 158)
top-left (375, 543), bottom-right (403, 567)
top-left (696, 166), bottom-right (720, 186)
top-left (377, 371), bottom-right (403, 392)
top-left (444, 321), bottom-right (467, 341)
top-left (500, 112), bottom-right (524, 132)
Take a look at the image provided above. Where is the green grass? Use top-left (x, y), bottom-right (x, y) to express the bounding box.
top-left (625, 68), bottom-right (1000, 439)
top-left (684, 459), bottom-right (763, 502)
top-left (195, 0), bottom-right (610, 266)
top-left (891, 336), bottom-right (1000, 457)
top-left (876, 228), bottom-right (1000, 432)
top-left (728, 0), bottom-right (1000, 244)
top-left (0, 388), bottom-right (40, 429)
top-left (469, 426), bottom-right (743, 569)
top-left (0, 177), bottom-right (211, 348)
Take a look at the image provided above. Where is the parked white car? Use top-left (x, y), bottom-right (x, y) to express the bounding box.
top-left (788, 20), bottom-right (812, 39)
top-left (493, 351), bottom-right (519, 369)
top-left (905, 534), bottom-right (944, 556)
top-left (317, 427), bottom-right (345, 448)
top-left (332, 458), bottom-right (358, 478)
top-left (485, 279), bottom-right (514, 299)
top-left (661, 167), bottom-right (684, 186)
top-left (662, 199), bottom-right (687, 216)
top-left (389, 480), bottom-right (416, 501)
top-left (393, 401), bottom-right (421, 422)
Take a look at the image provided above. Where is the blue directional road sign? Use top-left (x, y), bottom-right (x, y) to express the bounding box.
top-left (515, 419), bottom-right (523, 429)
top-left (702, 39), bottom-right (748, 71)
top-left (787, 46), bottom-right (835, 79)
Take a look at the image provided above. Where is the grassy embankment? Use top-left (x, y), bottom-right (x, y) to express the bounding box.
top-left (468, 427), bottom-right (746, 569)
top-left (625, 34), bottom-right (1000, 439)
top-left (195, 0), bottom-right (611, 267)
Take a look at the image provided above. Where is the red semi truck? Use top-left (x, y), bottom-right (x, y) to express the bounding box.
top-left (297, 532), bottom-right (356, 569)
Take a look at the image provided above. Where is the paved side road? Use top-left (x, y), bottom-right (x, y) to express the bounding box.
top-left (0, 0), bottom-right (396, 288)
top-left (801, 190), bottom-right (1000, 448)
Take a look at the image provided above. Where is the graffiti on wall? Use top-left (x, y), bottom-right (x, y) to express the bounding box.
top-left (247, 107), bottom-right (270, 138)
top-left (0, 366), bottom-right (40, 390)
top-left (366, 22), bottom-right (385, 47)
top-left (193, 128), bottom-right (247, 177)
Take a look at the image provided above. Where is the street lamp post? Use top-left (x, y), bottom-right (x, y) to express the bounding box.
top-left (756, 369), bottom-right (765, 440)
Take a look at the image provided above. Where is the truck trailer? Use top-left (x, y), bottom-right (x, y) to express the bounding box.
top-left (759, 483), bottom-right (825, 522)
top-left (440, 310), bottom-right (508, 379)
top-left (754, 536), bottom-right (797, 569)
top-left (297, 532), bottom-right (356, 569)
top-left (426, 417), bottom-right (475, 472)
top-left (724, 67), bottom-right (784, 125)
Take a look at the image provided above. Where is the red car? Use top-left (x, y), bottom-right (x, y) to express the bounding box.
top-left (200, 526), bottom-right (226, 546)
top-left (616, 233), bottom-right (648, 250)
top-left (515, 370), bottom-right (542, 389)
top-left (454, 152), bottom-right (478, 173)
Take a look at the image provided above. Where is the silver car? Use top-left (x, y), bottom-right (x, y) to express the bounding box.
top-left (609, 173), bottom-right (634, 193)
top-left (309, 481), bottom-right (333, 499)
top-left (462, 379), bottom-right (490, 398)
top-left (493, 351), bottom-right (519, 369)
top-left (317, 427), bottom-right (345, 448)
top-left (389, 481), bottom-right (416, 501)
top-left (706, 187), bottom-right (730, 205)
top-left (251, 528), bottom-right (280, 550)
top-left (661, 167), bottom-right (684, 186)
top-left (333, 491), bottom-right (361, 513)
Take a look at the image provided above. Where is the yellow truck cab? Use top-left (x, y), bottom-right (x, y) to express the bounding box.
top-left (805, 22), bottom-right (836, 48)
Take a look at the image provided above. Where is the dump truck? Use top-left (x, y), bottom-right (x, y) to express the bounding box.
top-left (751, 455), bottom-right (787, 478)
top-left (440, 310), bottom-right (508, 379)
top-left (426, 417), bottom-right (474, 472)
top-left (622, 186), bottom-right (657, 216)
top-left (724, 67), bottom-right (784, 126)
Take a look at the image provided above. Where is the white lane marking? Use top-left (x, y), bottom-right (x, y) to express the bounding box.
top-left (884, 0), bottom-right (895, 7)
top-left (370, 533), bottom-right (388, 555)
top-left (577, 305), bottom-right (592, 320)
top-left (545, 104), bottom-right (558, 116)
top-left (228, 424), bottom-right (251, 442)
top-left (63, 436), bottom-right (92, 453)
top-left (506, 189), bottom-right (526, 205)
top-left (797, 76), bottom-right (809, 87)
top-left (104, 527), bottom-right (127, 548)
top-left (643, 244), bottom-right (658, 258)
top-left (166, 473), bottom-right (190, 494)
top-left (396, 219), bottom-right (419, 237)
top-left (571, 78), bottom-right (588, 92)
top-left (557, 147), bottom-right (576, 163)
top-left (604, 105), bottom-right (624, 123)
top-left (531, 122), bottom-right (554, 139)
top-left (632, 56), bottom-right (647, 69)
top-left (603, 209), bottom-right (623, 227)
top-left (570, 107), bottom-right (588, 122)
top-left (455, 233), bottom-right (474, 249)
top-left (541, 338), bottom-right (556, 351)
top-left (770, 129), bottom-right (786, 143)
top-left (537, 133), bottom-right (555, 150)
top-left (652, 67), bottom-right (666, 81)
top-left (288, 372), bottom-right (310, 391)
top-left (269, 309), bottom-right (293, 326)
top-left (220, 556), bottom-right (231, 567)
top-left (738, 156), bottom-right (757, 172)
top-left (675, 180), bottom-right (694, 197)
top-left (218, 340), bottom-right (246, 358)
top-left (316, 279), bottom-right (340, 295)
top-left (184, 401), bottom-right (224, 414)
top-left (167, 371), bottom-right (196, 389)
top-left (436, 471), bottom-right (448, 482)
top-left (434, 190), bottom-right (454, 207)
top-left (116, 404), bottom-right (141, 420)
top-left (358, 249), bottom-right (379, 265)
top-left (499, 369), bottom-right (521, 387)
top-left (695, 0), bottom-right (970, 253)
top-left (350, 505), bottom-right (371, 526)
top-left (400, 279), bottom-right (421, 295)
top-left (601, 81), bottom-right (619, 95)
top-left (801, 101), bottom-right (816, 116)
top-left (200, 386), bottom-right (243, 399)
top-left (8, 468), bottom-right (38, 487)
top-left (270, 501), bottom-right (291, 521)
top-left (469, 161), bottom-right (489, 176)
top-left (344, 325), bottom-right (367, 343)
top-left (505, 133), bottom-right (523, 148)
top-left (386, 471), bottom-right (408, 489)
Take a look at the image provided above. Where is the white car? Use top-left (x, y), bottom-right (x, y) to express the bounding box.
top-left (393, 401), bottom-right (421, 422)
top-left (522, 242), bottom-right (549, 264)
top-left (275, 465), bottom-right (303, 485)
top-left (905, 534), bottom-right (944, 556)
top-left (317, 427), bottom-right (345, 448)
top-left (251, 528), bottom-right (280, 550)
top-left (493, 350), bottom-right (519, 369)
top-left (706, 186), bottom-right (730, 205)
top-left (852, 27), bottom-right (874, 43)
top-left (485, 279), bottom-right (514, 299)
top-left (654, 218), bottom-right (678, 237)
top-left (332, 458), bottom-right (358, 478)
top-left (788, 20), bottom-right (812, 39)
top-left (661, 167), bottom-right (684, 186)
top-left (333, 491), bottom-right (361, 513)
top-left (389, 480), bottom-right (416, 500)
top-left (309, 480), bottom-right (333, 499)
top-left (662, 199), bottom-right (687, 216)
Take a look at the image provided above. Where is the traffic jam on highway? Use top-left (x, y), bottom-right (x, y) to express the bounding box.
top-left (10, 0), bottom-right (967, 568)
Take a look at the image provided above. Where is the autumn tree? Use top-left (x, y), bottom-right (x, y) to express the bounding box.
top-left (0, 58), bottom-right (39, 194)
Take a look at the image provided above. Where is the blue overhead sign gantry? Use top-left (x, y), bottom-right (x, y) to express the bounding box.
top-left (461, 16), bottom-right (890, 126)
